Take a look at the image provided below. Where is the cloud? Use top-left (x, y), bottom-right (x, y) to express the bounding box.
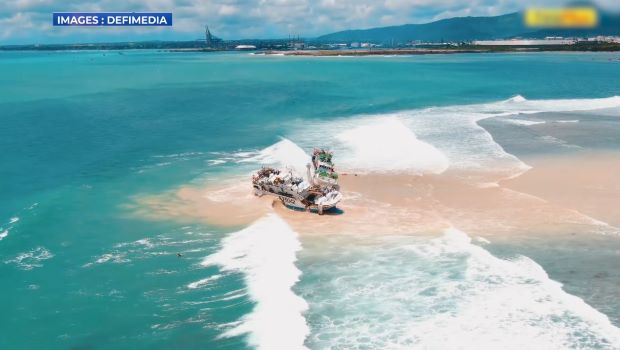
top-left (0, 0), bottom-right (615, 44)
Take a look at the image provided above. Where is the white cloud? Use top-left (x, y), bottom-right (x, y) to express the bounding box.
top-left (0, 0), bottom-right (615, 44)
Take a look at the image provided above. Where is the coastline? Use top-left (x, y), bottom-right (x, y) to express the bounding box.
top-left (501, 151), bottom-right (620, 228)
top-left (3, 43), bottom-right (620, 54)
top-left (5, 39), bottom-right (620, 350)
top-left (133, 152), bottom-right (619, 239)
top-left (132, 105), bottom-right (620, 240)
top-left (262, 49), bottom-right (490, 56)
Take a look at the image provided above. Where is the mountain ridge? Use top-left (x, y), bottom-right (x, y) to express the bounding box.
top-left (317, 11), bottom-right (620, 43)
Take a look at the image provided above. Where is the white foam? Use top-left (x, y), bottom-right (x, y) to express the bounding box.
top-left (187, 274), bottom-right (222, 289)
top-left (504, 118), bottom-right (546, 126)
top-left (208, 159), bottom-right (227, 166)
top-left (410, 228), bottom-right (620, 349)
top-left (212, 95), bottom-right (618, 181)
top-left (557, 119), bottom-right (580, 123)
top-left (475, 236), bottom-right (491, 244)
top-left (500, 95), bottom-right (620, 113)
top-left (0, 217), bottom-right (20, 242)
top-left (302, 229), bottom-right (620, 349)
top-left (335, 117), bottom-right (449, 174)
top-left (538, 135), bottom-right (582, 149)
top-left (134, 238), bottom-right (155, 249)
top-left (507, 95), bottom-right (527, 103)
top-left (82, 253), bottom-right (130, 267)
top-left (114, 238), bottom-right (156, 249)
top-left (4, 247), bottom-right (54, 270)
top-left (283, 100), bottom-right (523, 179)
top-left (238, 138), bottom-right (310, 175)
top-left (202, 214), bottom-right (309, 350)
top-left (306, 95), bottom-right (619, 179)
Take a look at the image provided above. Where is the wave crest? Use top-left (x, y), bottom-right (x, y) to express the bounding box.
top-left (202, 214), bottom-right (309, 350)
top-left (335, 117), bottom-right (450, 174)
top-left (301, 229), bottom-right (620, 349)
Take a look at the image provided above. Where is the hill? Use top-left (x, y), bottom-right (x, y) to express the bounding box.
top-left (317, 11), bottom-right (620, 43)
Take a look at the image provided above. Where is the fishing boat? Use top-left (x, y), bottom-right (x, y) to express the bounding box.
top-left (252, 150), bottom-right (342, 214)
top-left (310, 148), bottom-right (339, 188)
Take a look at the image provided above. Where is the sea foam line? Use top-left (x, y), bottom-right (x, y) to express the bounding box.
top-left (335, 117), bottom-right (449, 174)
top-left (202, 214), bottom-right (309, 350)
top-left (4, 247), bottom-right (54, 270)
top-left (236, 138), bottom-right (311, 176)
top-left (208, 95), bottom-right (620, 181)
top-left (302, 228), bottom-right (620, 349)
top-left (0, 217), bottom-right (21, 241)
top-left (408, 228), bottom-right (620, 349)
top-left (187, 274), bottom-right (222, 289)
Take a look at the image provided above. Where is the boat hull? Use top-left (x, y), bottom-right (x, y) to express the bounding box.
top-left (254, 188), bottom-right (337, 214)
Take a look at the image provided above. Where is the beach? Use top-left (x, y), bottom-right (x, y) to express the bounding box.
top-left (130, 95), bottom-right (620, 348)
top-left (135, 98), bottom-right (620, 239)
top-left (131, 102), bottom-right (620, 348)
top-left (135, 150), bottom-right (620, 238)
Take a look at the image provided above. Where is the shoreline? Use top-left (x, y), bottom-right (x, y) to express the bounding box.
top-left (501, 151), bottom-right (620, 228)
top-left (262, 49), bottom-right (490, 56)
top-left (132, 150), bottom-right (619, 239)
top-left (3, 43), bottom-right (620, 54)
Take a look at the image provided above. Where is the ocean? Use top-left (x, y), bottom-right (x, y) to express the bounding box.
top-left (1, 50), bottom-right (619, 349)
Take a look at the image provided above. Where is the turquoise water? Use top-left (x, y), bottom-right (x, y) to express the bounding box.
top-left (1, 51), bottom-right (620, 349)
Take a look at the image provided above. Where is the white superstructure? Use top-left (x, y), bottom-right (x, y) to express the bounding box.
top-left (252, 149), bottom-right (342, 214)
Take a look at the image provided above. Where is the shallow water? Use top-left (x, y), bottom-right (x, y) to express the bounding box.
top-left (1, 51), bottom-right (620, 349)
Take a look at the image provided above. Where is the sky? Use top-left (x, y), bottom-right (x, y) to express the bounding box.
top-left (1, 0), bottom-right (618, 45)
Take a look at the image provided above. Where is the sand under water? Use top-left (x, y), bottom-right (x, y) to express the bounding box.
top-left (131, 96), bottom-right (620, 349)
top-left (134, 150), bottom-right (619, 239)
top-left (6, 51), bottom-right (620, 350)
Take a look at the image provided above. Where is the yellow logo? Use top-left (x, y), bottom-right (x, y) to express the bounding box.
top-left (525, 7), bottom-right (598, 28)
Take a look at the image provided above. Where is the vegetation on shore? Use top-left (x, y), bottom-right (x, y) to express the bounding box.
top-left (2, 40), bottom-right (619, 53)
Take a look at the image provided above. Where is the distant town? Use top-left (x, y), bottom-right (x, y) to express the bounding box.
top-left (2, 23), bottom-right (620, 53)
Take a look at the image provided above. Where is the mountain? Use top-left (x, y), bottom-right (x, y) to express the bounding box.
top-left (316, 11), bottom-right (620, 43)
top-left (523, 12), bottom-right (620, 39)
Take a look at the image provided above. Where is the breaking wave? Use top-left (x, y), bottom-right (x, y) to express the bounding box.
top-left (335, 117), bottom-right (449, 174)
top-left (187, 274), bottom-right (222, 289)
top-left (498, 95), bottom-right (620, 113)
top-left (221, 123), bottom-right (450, 175)
top-left (236, 138), bottom-right (310, 175)
top-left (504, 118), bottom-right (546, 126)
top-left (208, 95), bottom-right (619, 181)
top-left (287, 94), bottom-right (620, 180)
top-left (202, 214), bottom-right (309, 350)
top-left (301, 229), bottom-right (620, 349)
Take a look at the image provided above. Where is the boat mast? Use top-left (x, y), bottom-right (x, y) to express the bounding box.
top-left (306, 163), bottom-right (313, 185)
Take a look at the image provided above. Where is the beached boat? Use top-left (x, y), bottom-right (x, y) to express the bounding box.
top-left (310, 148), bottom-right (339, 188)
top-left (252, 164), bottom-right (342, 215)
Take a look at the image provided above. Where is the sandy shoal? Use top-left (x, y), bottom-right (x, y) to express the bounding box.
top-left (500, 151), bottom-right (620, 228)
top-left (131, 150), bottom-right (619, 238)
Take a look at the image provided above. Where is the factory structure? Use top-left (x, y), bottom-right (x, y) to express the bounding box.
top-left (472, 36), bottom-right (620, 46)
top-left (204, 25), bottom-right (224, 49)
top-left (194, 23), bottom-right (620, 53)
top-left (200, 22), bottom-right (620, 51)
top-left (201, 25), bottom-right (306, 50)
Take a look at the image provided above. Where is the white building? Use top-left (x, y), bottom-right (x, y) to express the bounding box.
top-left (473, 39), bottom-right (576, 46)
top-left (235, 45), bottom-right (256, 50)
top-left (587, 36), bottom-right (620, 43)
